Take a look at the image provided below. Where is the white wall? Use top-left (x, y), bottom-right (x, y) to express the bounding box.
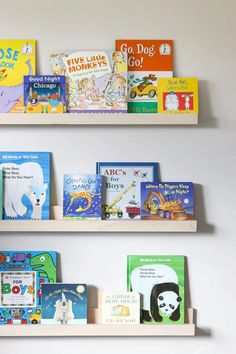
top-left (1, 0), bottom-right (236, 352)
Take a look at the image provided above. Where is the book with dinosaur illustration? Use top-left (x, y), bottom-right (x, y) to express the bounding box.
top-left (24, 75), bottom-right (66, 113)
top-left (0, 170), bottom-right (2, 220)
top-left (63, 174), bottom-right (103, 219)
top-left (96, 162), bottom-right (158, 220)
top-left (0, 251), bottom-right (57, 325)
top-left (141, 182), bottom-right (194, 220)
top-left (157, 78), bottom-right (198, 113)
top-left (0, 40), bottom-right (36, 113)
top-left (0, 152), bottom-right (50, 220)
top-left (116, 40), bottom-right (173, 113)
top-left (127, 255), bottom-right (185, 324)
top-left (41, 283), bottom-right (87, 324)
top-left (50, 51), bottom-right (127, 112)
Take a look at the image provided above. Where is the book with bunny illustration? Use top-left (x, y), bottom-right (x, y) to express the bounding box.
top-left (50, 51), bottom-right (127, 112)
top-left (0, 40), bottom-right (36, 113)
top-left (158, 78), bottom-right (198, 113)
top-left (127, 255), bottom-right (185, 324)
top-left (116, 40), bottom-right (173, 113)
top-left (0, 251), bottom-right (57, 325)
top-left (0, 152), bottom-right (50, 220)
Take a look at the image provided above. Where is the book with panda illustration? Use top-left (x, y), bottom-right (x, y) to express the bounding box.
top-left (127, 255), bottom-right (185, 324)
top-left (0, 152), bottom-right (50, 220)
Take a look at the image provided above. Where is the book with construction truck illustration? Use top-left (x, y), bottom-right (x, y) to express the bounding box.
top-left (116, 40), bottom-right (173, 113)
top-left (96, 162), bottom-right (158, 220)
top-left (141, 182), bottom-right (194, 220)
top-left (157, 78), bottom-right (198, 113)
top-left (0, 152), bottom-right (50, 220)
top-left (0, 40), bottom-right (36, 112)
top-left (0, 251), bottom-right (57, 325)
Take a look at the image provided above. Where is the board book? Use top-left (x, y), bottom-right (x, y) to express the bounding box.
top-left (127, 255), bottom-right (185, 324)
top-left (0, 152), bottom-right (51, 220)
top-left (0, 40), bottom-right (36, 113)
top-left (0, 251), bottom-right (57, 325)
top-left (116, 40), bottom-right (173, 113)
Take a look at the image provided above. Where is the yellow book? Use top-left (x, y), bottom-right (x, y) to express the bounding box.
top-left (158, 78), bottom-right (198, 114)
top-left (0, 40), bottom-right (36, 113)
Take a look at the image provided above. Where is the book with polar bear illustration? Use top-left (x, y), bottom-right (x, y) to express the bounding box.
top-left (157, 78), bottom-right (198, 113)
top-left (0, 251), bottom-right (57, 325)
top-left (0, 40), bottom-right (36, 113)
top-left (127, 255), bottom-right (185, 324)
top-left (41, 283), bottom-right (87, 324)
top-left (0, 152), bottom-right (50, 220)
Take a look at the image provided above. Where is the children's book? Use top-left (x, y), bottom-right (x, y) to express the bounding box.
top-left (141, 182), bottom-right (194, 220)
top-left (0, 40), bottom-right (36, 113)
top-left (50, 51), bottom-right (127, 112)
top-left (116, 40), bottom-right (173, 113)
top-left (96, 162), bottom-right (158, 220)
top-left (41, 283), bottom-right (87, 324)
top-left (157, 78), bottom-right (198, 113)
top-left (0, 170), bottom-right (2, 220)
top-left (127, 255), bottom-right (185, 324)
top-left (100, 292), bottom-right (140, 324)
top-left (63, 174), bottom-right (103, 219)
top-left (24, 75), bottom-right (66, 113)
top-left (0, 152), bottom-right (50, 220)
top-left (0, 251), bottom-right (57, 325)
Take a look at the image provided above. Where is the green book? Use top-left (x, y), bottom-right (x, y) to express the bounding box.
top-left (0, 170), bottom-right (2, 220)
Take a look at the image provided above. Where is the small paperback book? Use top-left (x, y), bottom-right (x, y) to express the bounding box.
top-left (63, 174), bottom-right (103, 219)
top-left (24, 75), bottom-right (66, 113)
top-left (127, 255), bottom-right (185, 324)
top-left (141, 182), bottom-right (194, 220)
top-left (100, 292), bottom-right (140, 324)
top-left (41, 283), bottom-right (87, 324)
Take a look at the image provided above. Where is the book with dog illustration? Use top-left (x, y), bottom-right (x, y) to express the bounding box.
top-left (63, 174), bottom-right (103, 219)
top-left (0, 251), bottom-right (57, 325)
top-left (0, 152), bottom-right (50, 220)
top-left (96, 162), bottom-right (158, 220)
top-left (41, 283), bottom-right (87, 324)
top-left (141, 182), bottom-right (194, 220)
top-left (0, 40), bottom-right (36, 113)
top-left (127, 255), bottom-right (185, 324)
top-left (157, 78), bottom-right (198, 113)
top-left (24, 75), bottom-right (66, 113)
top-left (116, 40), bottom-right (173, 113)
top-left (0, 170), bottom-right (2, 220)
top-left (50, 51), bottom-right (127, 112)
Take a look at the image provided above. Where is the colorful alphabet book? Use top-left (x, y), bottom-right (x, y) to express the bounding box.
top-left (141, 182), bottom-right (194, 220)
top-left (0, 40), bottom-right (36, 113)
top-left (50, 51), bottom-right (127, 112)
top-left (0, 170), bottom-right (2, 220)
top-left (127, 255), bottom-right (185, 324)
top-left (24, 75), bottom-right (66, 113)
top-left (63, 174), bottom-right (103, 219)
top-left (41, 283), bottom-right (87, 324)
top-left (0, 251), bottom-right (57, 325)
top-left (116, 40), bottom-right (173, 113)
top-left (0, 152), bottom-right (50, 220)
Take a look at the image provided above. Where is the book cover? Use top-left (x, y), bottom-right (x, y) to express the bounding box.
top-left (141, 182), bottom-right (194, 220)
top-left (63, 174), bottom-right (103, 219)
top-left (158, 78), bottom-right (198, 113)
top-left (50, 51), bottom-right (127, 112)
top-left (0, 152), bottom-right (50, 220)
top-left (41, 283), bottom-right (87, 324)
top-left (96, 162), bottom-right (158, 220)
top-left (24, 75), bottom-right (66, 113)
top-left (0, 40), bottom-right (36, 113)
top-left (0, 251), bottom-right (57, 325)
top-left (100, 292), bottom-right (140, 324)
top-left (0, 170), bottom-right (2, 220)
top-left (127, 255), bottom-right (185, 324)
top-left (116, 40), bottom-right (173, 113)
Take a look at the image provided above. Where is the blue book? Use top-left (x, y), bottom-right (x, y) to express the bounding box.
top-left (96, 162), bottom-right (158, 220)
top-left (63, 174), bottom-right (103, 219)
top-left (41, 283), bottom-right (87, 324)
top-left (0, 152), bottom-right (50, 220)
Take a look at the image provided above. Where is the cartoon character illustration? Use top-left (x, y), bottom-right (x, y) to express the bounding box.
top-left (30, 252), bottom-right (56, 283)
top-left (130, 74), bottom-right (158, 99)
top-left (50, 53), bottom-right (67, 76)
top-left (181, 93), bottom-right (193, 110)
top-left (54, 292), bottom-right (74, 324)
top-left (105, 74), bottom-right (126, 106)
top-left (164, 91), bottom-right (179, 110)
top-left (112, 51), bottom-right (126, 74)
top-left (111, 305), bottom-right (130, 317)
top-left (78, 76), bottom-right (100, 101)
top-left (66, 191), bottom-right (93, 214)
top-left (7, 309), bottom-right (27, 325)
